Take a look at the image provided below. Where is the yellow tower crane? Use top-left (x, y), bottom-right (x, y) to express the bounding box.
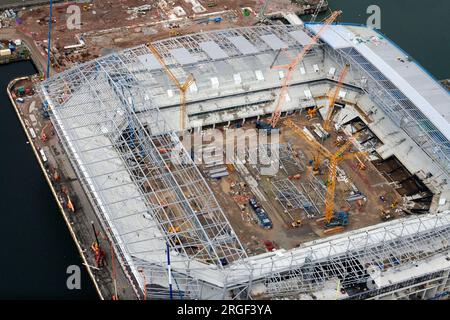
top-left (323, 64), bottom-right (350, 131)
top-left (283, 118), bottom-right (367, 234)
top-left (269, 10), bottom-right (342, 128)
top-left (147, 43), bottom-right (195, 132)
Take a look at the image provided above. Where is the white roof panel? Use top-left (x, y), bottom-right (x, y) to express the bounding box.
top-left (307, 24), bottom-right (351, 49)
top-left (170, 47), bottom-right (198, 65)
top-left (228, 36), bottom-right (259, 55)
top-left (137, 54), bottom-right (162, 70)
top-left (355, 42), bottom-right (450, 140)
top-left (199, 41), bottom-right (228, 60)
top-left (259, 34), bottom-right (288, 50)
top-left (289, 30), bottom-right (315, 46)
top-left (233, 73), bottom-right (242, 85)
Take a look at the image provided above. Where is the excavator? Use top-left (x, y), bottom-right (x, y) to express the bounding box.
top-left (40, 123), bottom-right (50, 142)
top-left (90, 222), bottom-right (105, 268)
top-left (61, 185), bottom-right (75, 213)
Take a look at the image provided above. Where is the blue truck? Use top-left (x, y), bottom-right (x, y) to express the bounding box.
top-left (249, 197), bottom-right (273, 229)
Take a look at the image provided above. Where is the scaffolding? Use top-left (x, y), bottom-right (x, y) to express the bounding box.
top-left (39, 24), bottom-right (450, 300)
top-left (279, 143), bottom-right (305, 176)
top-left (40, 50), bottom-right (248, 299)
top-left (253, 212), bottom-right (450, 298)
top-left (323, 45), bottom-right (450, 183)
top-left (300, 173), bottom-right (326, 215)
top-left (272, 179), bottom-right (319, 218)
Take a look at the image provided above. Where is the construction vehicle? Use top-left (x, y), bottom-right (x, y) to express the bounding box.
top-left (380, 209), bottom-right (393, 221)
top-left (207, 2), bottom-right (217, 8)
top-left (249, 197), bottom-right (273, 229)
top-left (307, 105), bottom-right (324, 119)
top-left (168, 225), bottom-right (182, 245)
top-left (66, 194), bottom-right (75, 213)
top-left (284, 118), bottom-right (367, 234)
top-left (61, 185), bottom-right (75, 213)
top-left (91, 222), bottom-right (106, 268)
top-left (16, 86), bottom-right (25, 96)
top-left (41, 101), bottom-right (50, 119)
top-left (269, 11), bottom-right (342, 128)
top-left (291, 219), bottom-right (303, 228)
top-left (325, 211), bottom-right (349, 228)
top-left (40, 122), bottom-right (50, 142)
top-left (209, 17), bottom-right (222, 23)
top-left (169, 30), bottom-right (181, 37)
top-left (91, 242), bottom-right (105, 267)
top-left (147, 43), bottom-right (194, 132)
top-left (323, 64), bottom-right (350, 131)
top-left (264, 240), bottom-right (275, 251)
top-left (255, 208), bottom-right (273, 229)
top-left (288, 173), bottom-right (301, 180)
top-left (312, 154), bottom-right (321, 174)
top-left (52, 167), bottom-right (60, 182)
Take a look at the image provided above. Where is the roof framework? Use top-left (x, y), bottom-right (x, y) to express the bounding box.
top-left (272, 179), bottom-right (320, 218)
top-left (323, 43), bottom-right (450, 182)
top-left (41, 50), bottom-right (249, 297)
top-left (40, 25), bottom-right (450, 299)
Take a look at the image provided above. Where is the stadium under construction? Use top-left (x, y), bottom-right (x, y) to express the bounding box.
top-left (39, 21), bottom-right (450, 300)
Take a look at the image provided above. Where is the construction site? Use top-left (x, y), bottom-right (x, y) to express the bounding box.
top-left (6, 1), bottom-right (450, 300)
top-left (3, 0), bottom-right (327, 74)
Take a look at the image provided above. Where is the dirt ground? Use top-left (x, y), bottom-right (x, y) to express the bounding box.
top-left (11, 0), bottom-right (324, 72)
top-left (198, 113), bottom-right (403, 255)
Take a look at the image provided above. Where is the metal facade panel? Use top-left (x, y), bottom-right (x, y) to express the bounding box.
top-left (137, 54), bottom-right (162, 70)
top-left (289, 30), bottom-right (315, 46)
top-left (170, 47), bottom-right (198, 65)
top-left (307, 25), bottom-right (350, 49)
top-left (259, 34), bottom-right (288, 50)
top-left (199, 41), bottom-right (228, 60)
top-left (228, 36), bottom-right (259, 55)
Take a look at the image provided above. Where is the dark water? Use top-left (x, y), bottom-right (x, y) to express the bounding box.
top-left (0, 61), bottom-right (97, 299)
top-left (324, 0), bottom-right (450, 80)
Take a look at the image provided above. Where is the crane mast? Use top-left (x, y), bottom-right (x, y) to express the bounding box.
top-left (284, 118), bottom-right (367, 227)
top-left (323, 64), bottom-right (350, 131)
top-left (147, 43), bottom-right (194, 132)
top-left (270, 10), bottom-right (342, 128)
